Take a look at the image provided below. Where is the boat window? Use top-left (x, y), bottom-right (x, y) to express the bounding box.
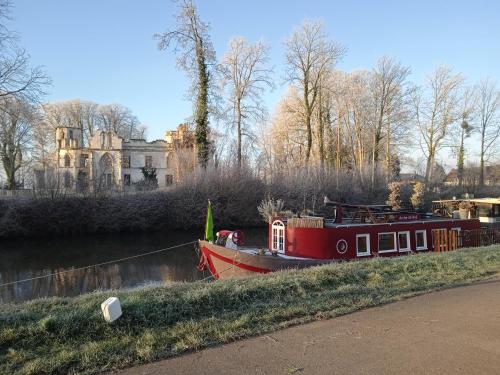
top-left (378, 232), bottom-right (397, 253)
top-left (478, 205), bottom-right (490, 217)
top-left (398, 231), bottom-right (411, 252)
top-left (356, 234), bottom-right (370, 257)
top-left (415, 230), bottom-right (427, 251)
top-left (271, 220), bottom-right (285, 253)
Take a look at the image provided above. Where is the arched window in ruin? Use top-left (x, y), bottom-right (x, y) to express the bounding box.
top-left (64, 154), bottom-right (71, 168)
top-left (99, 153), bottom-right (114, 189)
top-left (100, 153), bottom-right (113, 169)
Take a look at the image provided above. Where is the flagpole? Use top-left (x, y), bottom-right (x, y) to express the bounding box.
top-left (205, 199), bottom-right (214, 243)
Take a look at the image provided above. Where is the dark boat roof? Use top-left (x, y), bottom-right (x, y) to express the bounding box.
top-left (323, 217), bottom-right (475, 228)
top-left (433, 198), bottom-right (500, 205)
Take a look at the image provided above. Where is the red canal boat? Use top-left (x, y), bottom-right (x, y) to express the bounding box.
top-left (198, 199), bottom-right (481, 279)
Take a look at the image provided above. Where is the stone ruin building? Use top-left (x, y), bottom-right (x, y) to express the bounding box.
top-left (35, 124), bottom-right (195, 191)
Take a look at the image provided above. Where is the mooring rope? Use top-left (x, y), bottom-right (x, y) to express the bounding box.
top-left (0, 240), bottom-right (198, 288)
top-left (198, 264), bottom-right (236, 282)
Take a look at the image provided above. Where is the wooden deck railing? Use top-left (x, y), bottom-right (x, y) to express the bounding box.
top-left (432, 228), bottom-right (500, 253)
top-left (433, 228), bottom-right (500, 252)
top-left (460, 228), bottom-right (500, 248)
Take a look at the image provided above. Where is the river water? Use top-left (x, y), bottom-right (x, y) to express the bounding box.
top-left (0, 228), bottom-right (268, 304)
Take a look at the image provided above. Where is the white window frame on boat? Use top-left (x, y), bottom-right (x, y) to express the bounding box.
top-left (356, 234), bottom-right (371, 257)
top-left (378, 232), bottom-right (397, 253)
top-left (415, 230), bottom-right (427, 251)
top-left (398, 231), bottom-right (411, 252)
top-left (271, 220), bottom-right (285, 254)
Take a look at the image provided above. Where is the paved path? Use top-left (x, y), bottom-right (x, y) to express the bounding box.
top-left (115, 279), bottom-right (500, 375)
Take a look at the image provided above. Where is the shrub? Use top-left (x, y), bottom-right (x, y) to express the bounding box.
top-left (410, 182), bottom-right (426, 212)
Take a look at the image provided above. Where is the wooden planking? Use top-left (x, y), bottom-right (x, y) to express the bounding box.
top-left (287, 217), bottom-right (324, 228)
top-left (433, 229), bottom-right (459, 252)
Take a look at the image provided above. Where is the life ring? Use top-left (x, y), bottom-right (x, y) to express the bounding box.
top-left (336, 239), bottom-right (348, 254)
top-left (232, 230), bottom-right (246, 246)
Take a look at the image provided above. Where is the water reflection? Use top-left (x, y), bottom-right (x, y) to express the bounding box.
top-left (0, 228), bottom-right (267, 303)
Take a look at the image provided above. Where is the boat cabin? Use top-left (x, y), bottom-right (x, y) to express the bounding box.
top-left (433, 198), bottom-right (500, 225)
top-left (268, 202), bottom-right (481, 261)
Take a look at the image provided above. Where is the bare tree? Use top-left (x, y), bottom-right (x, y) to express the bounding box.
top-left (156, 0), bottom-right (215, 168)
top-left (0, 97), bottom-right (36, 189)
top-left (220, 37), bottom-right (273, 167)
top-left (0, 0), bottom-right (49, 103)
top-left (66, 100), bottom-right (99, 145)
top-left (413, 66), bottom-right (464, 187)
top-left (32, 112), bottom-right (55, 170)
top-left (476, 78), bottom-right (500, 186)
top-left (454, 86), bottom-right (476, 187)
top-left (269, 86), bottom-right (308, 170)
top-left (42, 100), bottom-right (144, 144)
top-left (284, 20), bottom-right (345, 164)
top-left (98, 103), bottom-right (142, 140)
top-left (343, 71), bottom-right (371, 185)
top-left (369, 56), bottom-right (411, 189)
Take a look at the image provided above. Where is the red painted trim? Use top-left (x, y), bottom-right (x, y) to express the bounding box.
top-left (201, 248), bottom-right (219, 279)
top-left (201, 246), bottom-right (271, 276)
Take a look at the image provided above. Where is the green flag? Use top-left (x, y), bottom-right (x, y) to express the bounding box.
top-left (205, 200), bottom-right (214, 242)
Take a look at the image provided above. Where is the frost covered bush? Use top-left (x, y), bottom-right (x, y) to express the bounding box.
top-left (0, 167), bottom-right (266, 238)
top-left (257, 197), bottom-right (285, 223)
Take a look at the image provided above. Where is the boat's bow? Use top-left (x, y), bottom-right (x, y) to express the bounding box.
top-left (198, 240), bottom-right (331, 280)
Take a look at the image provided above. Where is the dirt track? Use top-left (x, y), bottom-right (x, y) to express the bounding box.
top-left (115, 279), bottom-right (500, 375)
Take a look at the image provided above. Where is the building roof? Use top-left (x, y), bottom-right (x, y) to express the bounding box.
top-left (445, 165), bottom-right (500, 182)
top-left (399, 173), bottom-right (425, 182)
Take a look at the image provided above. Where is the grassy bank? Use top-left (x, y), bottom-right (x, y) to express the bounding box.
top-left (2, 246), bottom-right (500, 375)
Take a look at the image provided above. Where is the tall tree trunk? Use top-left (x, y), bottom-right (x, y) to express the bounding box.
top-left (318, 88), bottom-right (325, 169)
top-left (304, 109), bottom-right (312, 165)
top-left (6, 168), bottom-right (15, 190)
top-left (336, 110), bottom-right (342, 189)
top-left (195, 39), bottom-right (210, 169)
top-left (236, 97), bottom-right (242, 168)
top-left (457, 127), bottom-right (465, 187)
top-left (370, 121), bottom-right (382, 191)
top-left (385, 123), bottom-right (391, 182)
top-left (424, 149), bottom-right (435, 188)
top-left (356, 121), bottom-right (365, 185)
top-left (303, 76), bottom-right (312, 166)
top-left (2, 155), bottom-right (17, 190)
top-left (479, 128), bottom-right (486, 187)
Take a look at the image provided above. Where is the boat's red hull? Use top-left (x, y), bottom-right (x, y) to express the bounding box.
top-left (198, 240), bottom-right (331, 280)
top-left (199, 216), bottom-right (482, 279)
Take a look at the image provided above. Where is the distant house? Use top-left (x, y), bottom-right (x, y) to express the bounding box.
top-left (399, 173), bottom-right (425, 184)
top-left (444, 165), bottom-right (500, 186)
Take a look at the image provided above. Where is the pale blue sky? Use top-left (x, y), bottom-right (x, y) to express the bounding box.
top-left (11, 0), bottom-right (500, 158)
